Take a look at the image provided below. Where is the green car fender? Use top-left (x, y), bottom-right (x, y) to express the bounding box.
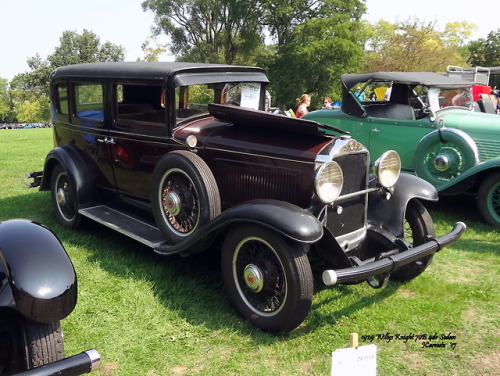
top-left (437, 155), bottom-right (500, 193)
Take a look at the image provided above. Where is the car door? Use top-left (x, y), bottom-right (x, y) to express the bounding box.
top-left (367, 116), bottom-right (434, 172)
top-left (70, 81), bottom-right (116, 192)
top-left (106, 82), bottom-right (171, 200)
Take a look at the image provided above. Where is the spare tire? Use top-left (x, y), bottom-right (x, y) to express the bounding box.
top-left (414, 128), bottom-right (479, 187)
top-left (151, 150), bottom-right (221, 244)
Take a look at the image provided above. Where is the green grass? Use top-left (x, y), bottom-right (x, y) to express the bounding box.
top-left (0, 128), bottom-right (499, 375)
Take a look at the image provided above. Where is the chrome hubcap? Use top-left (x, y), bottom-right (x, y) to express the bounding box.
top-left (56, 188), bottom-right (66, 206)
top-left (164, 191), bottom-right (182, 216)
top-left (434, 154), bottom-right (450, 171)
top-left (243, 264), bottom-right (264, 293)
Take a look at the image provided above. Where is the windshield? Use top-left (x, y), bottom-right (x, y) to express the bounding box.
top-left (174, 82), bottom-right (263, 125)
top-left (417, 86), bottom-right (473, 112)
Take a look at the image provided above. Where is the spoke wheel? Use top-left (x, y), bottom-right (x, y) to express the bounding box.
top-left (50, 164), bottom-right (82, 229)
top-left (222, 224), bottom-right (313, 333)
top-left (151, 151), bottom-right (220, 244)
top-left (477, 172), bottom-right (500, 228)
top-left (390, 199), bottom-right (436, 282)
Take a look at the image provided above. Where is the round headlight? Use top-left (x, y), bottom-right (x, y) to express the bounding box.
top-left (374, 150), bottom-right (401, 188)
top-left (315, 161), bottom-right (343, 203)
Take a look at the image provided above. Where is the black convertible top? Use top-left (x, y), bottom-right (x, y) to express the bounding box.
top-left (341, 72), bottom-right (471, 89)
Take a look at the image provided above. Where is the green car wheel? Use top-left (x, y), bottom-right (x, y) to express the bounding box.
top-left (414, 128), bottom-right (480, 187)
top-left (477, 172), bottom-right (500, 228)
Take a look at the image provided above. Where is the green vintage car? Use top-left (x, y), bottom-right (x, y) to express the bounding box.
top-left (303, 72), bottom-right (500, 227)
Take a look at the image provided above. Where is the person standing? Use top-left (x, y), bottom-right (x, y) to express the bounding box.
top-left (296, 94), bottom-right (311, 118)
top-left (354, 87), bottom-right (366, 101)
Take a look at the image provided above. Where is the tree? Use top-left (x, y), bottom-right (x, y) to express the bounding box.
top-left (142, 0), bottom-right (263, 64)
top-left (12, 30), bottom-right (125, 96)
top-left (266, 0), bottom-right (367, 108)
top-left (137, 37), bottom-right (167, 62)
top-left (0, 78), bottom-right (12, 123)
top-left (14, 93), bottom-right (51, 123)
top-left (468, 29), bottom-right (500, 66)
top-left (363, 18), bottom-right (471, 72)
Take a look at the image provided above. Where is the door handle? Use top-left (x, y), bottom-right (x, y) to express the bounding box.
top-left (371, 128), bottom-right (380, 133)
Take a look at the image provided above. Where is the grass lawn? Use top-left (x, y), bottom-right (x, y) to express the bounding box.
top-left (0, 128), bottom-right (498, 375)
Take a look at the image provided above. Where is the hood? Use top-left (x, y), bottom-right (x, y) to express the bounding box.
top-left (437, 108), bottom-right (500, 134)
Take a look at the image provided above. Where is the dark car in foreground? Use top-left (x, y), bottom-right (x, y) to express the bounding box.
top-left (304, 72), bottom-right (500, 228)
top-left (27, 62), bottom-right (465, 333)
top-left (0, 219), bottom-right (100, 375)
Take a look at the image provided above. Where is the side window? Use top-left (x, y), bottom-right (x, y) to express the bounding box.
top-left (175, 84), bottom-right (213, 125)
top-left (74, 84), bottom-right (104, 122)
top-left (53, 83), bottom-right (69, 123)
top-left (114, 84), bottom-right (166, 132)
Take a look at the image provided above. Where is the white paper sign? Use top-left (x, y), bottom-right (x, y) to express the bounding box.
top-left (331, 344), bottom-right (377, 376)
top-left (239, 83), bottom-right (261, 109)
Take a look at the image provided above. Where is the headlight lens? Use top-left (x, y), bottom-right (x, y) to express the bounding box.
top-left (374, 150), bottom-right (401, 188)
top-left (315, 161), bottom-right (343, 203)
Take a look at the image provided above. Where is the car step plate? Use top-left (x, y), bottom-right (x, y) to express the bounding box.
top-left (79, 205), bottom-right (165, 248)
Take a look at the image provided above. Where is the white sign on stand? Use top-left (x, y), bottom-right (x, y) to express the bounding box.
top-left (331, 344), bottom-right (377, 376)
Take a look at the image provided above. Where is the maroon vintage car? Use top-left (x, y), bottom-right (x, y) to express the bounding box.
top-left (28, 62), bottom-right (465, 333)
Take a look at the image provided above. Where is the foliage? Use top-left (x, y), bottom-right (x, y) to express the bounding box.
top-left (1, 129), bottom-right (499, 375)
top-left (137, 37), bottom-right (167, 62)
top-left (267, 0), bottom-right (367, 108)
top-left (467, 29), bottom-right (500, 67)
top-left (363, 18), bottom-right (470, 72)
top-left (11, 30), bottom-right (125, 97)
top-left (14, 93), bottom-right (51, 123)
top-left (142, 0), bottom-right (263, 64)
top-left (0, 78), bottom-right (12, 123)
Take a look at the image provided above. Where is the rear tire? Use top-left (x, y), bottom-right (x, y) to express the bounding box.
top-left (391, 199), bottom-right (436, 281)
top-left (151, 151), bottom-right (220, 244)
top-left (50, 164), bottom-right (83, 229)
top-left (0, 315), bottom-right (64, 374)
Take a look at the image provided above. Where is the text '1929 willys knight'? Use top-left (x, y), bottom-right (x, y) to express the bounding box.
top-left (0, 219), bottom-right (100, 375)
top-left (26, 62), bottom-right (466, 333)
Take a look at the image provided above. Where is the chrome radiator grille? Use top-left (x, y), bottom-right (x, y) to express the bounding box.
top-left (326, 153), bottom-right (368, 237)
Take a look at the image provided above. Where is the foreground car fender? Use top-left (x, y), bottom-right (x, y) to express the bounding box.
top-left (40, 146), bottom-right (100, 208)
top-left (154, 199), bottom-right (323, 255)
top-left (367, 173), bottom-right (438, 238)
top-left (0, 219), bottom-right (77, 323)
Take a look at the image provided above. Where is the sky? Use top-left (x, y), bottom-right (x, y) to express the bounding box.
top-left (0, 0), bottom-right (498, 81)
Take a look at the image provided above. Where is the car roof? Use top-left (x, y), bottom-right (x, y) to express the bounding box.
top-left (50, 62), bottom-right (269, 86)
top-left (341, 71), bottom-right (471, 89)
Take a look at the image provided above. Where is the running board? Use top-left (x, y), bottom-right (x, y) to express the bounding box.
top-left (79, 205), bottom-right (168, 250)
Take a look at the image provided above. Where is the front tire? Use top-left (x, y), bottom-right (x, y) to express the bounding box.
top-left (50, 164), bottom-right (82, 229)
top-left (0, 316), bottom-right (64, 374)
top-left (391, 199), bottom-right (436, 282)
top-left (477, 172), bottom-right (500, 228)
top-left (221, 224), bottom-right (313, 333)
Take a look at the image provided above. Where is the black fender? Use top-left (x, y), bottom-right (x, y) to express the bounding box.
top-left (154, 199), bottom-right (323, 255)
top-left (40, 146), bottom-right (100, 208)
top-left (368, 173), bottom-right (438, 238)
top-left (0, 219), bottom-right (77, 323)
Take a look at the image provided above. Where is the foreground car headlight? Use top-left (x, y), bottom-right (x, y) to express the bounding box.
top-left (374, 150), bottom-right (401, 188)
top-left (315, 161), bottom-right (343, 203)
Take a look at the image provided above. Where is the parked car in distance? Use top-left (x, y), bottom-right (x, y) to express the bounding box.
top-left (27, 62), bottom-right (465, 333)
top-left (303, 71), bottom-right (500, 228)
top-left (0, 219), bottom-right (100, 375)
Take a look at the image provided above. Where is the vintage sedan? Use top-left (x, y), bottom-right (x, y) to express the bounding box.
top-left (303, 72), bottom-right (500, 227)
top-left (27, 63), bottom-right (464, 333)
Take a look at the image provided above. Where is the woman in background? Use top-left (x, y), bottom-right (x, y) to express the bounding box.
top-left (296, 94), bottom-right (311, 118)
